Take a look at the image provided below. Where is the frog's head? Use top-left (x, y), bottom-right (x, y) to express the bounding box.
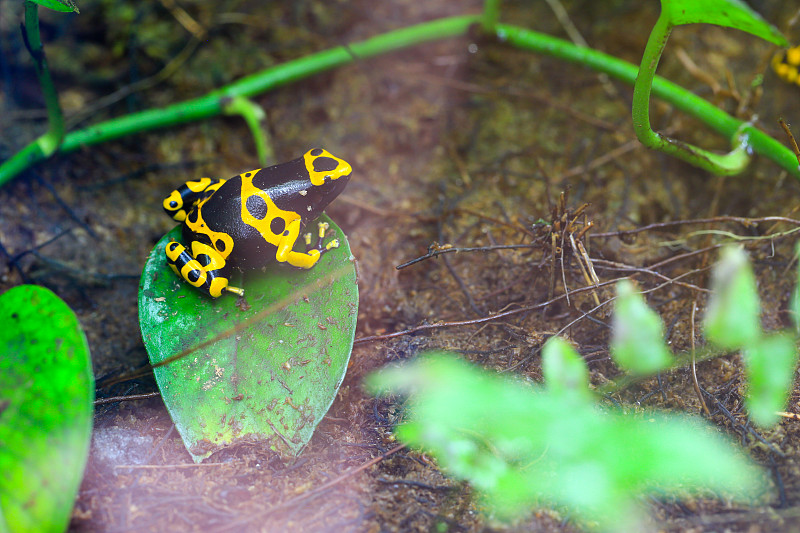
top-left (303, 148), bottom-right (352, 206)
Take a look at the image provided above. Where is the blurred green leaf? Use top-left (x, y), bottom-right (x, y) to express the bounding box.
top-left (28, 0), bottom-right (79, 14)
top-left (791, 243), bottom-right (800, 335)
top-left (742, 333), bottom-right (798, 427)
top-left (541, 337), bottom-right (592, 403)
top-left (368, 354), bottom-right (767, 530)
top-left (611, 280), bottom-right (672, 374)
top-left (139, 215), bottom-right (358, 462)
top-left (661, 0), bottom-right (786, 46)
top-left (704, 246), bottom-right (761, 350)
top-left (0, 285), bottom-right (94, 533)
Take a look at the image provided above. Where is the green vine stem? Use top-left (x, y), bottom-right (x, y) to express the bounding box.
top-left (23, 1), bottom-right (65, 156)
top-left (0, 15), bottom-right (480, 187)
top-left (1, 14), bottom-right (798, 187)
top-left (222, 96), bottom-right (272, 166)
top-left (482, 0), bottom-right (501, 32)
top-left (494, 23), bottom-right (799, 179)
top-left (632, 11), bottom-right (749, 175)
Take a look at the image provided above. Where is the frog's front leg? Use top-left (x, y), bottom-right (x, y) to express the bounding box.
top-left (276, 219), bottom-right (339, 269)
top-left (165, 240), bottom-right (243, 298)
top-left (304, 221), bottom-right (340, 255)
top-left (163, 178), bottom-right (226, 222)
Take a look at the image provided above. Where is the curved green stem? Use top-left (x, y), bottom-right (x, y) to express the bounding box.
top-left (222, 96), bottom-right (272, 166)
top-left (32, 14), bottom-right (478, 180)
top-left (632, 11), bottom-right (749, 175)
top-left (494, 23), bottom-right (800, 178)
top-left (0, 15), bottom-right (478, 189)
top-left (24, 1), bottom-right (65, 156)
top-left (482, 0), bottom-right (501, 32)
top-left (1, 14), bottom-right (798, 188)
top-left (1, 3), bottom-right (68, 184)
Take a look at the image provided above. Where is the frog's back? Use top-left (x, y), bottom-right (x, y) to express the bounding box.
top-left (195, 174), bottom-right (248, 237)
top-left (183, 150), bottom-right (351, 271)
top-left (184, 174), bottom-right (278, 270)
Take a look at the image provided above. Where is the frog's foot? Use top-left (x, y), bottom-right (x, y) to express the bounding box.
top-left (225, 285), bottom-right (245, 297)
top-left (165, 240), bottom-right (239, 298)
top-left (304, 221), bottom-right (339, 256)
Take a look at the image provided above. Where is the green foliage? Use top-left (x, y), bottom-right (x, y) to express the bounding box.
top-left (661, 0), bottom-right (785, 45)
top-left (743, 334), bottom-right (798, 426)
top-left (4, 5), bottom-right (800, 185)
top-left (28, 0), bottom-right (79, 14)
top-left (790, 243), bottom-right (800, 334)
top-left (221, 97), bottom-right (272, 166)
top-left (704, 246), bottom-right (761, 349)
top-left (609, 245), bottom-right (797, 427)
top-left (611, 280), bottom-right (673, 374)
top-left (366, 243), bottom-right (800, 526)
top-left (368, 350), bottom-right (767, 530)
top-left (540, 337), bottom-right (592, 404)
top-left (632, 0), bottom-right (786, 176)
top-left (481, 0), bottom-right (500, 31)
top-left (138, 215), bottom-right (358, 462)
top-left (704, 246), bottom-right (799, 427)
top-left (0, 285), bottom-right (94, 533)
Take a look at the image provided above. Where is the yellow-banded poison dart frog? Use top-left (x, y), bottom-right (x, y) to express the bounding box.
top-left (162, 148), bottom-right (352, 298)
top-left (772, 46), bottom-right (800, 86)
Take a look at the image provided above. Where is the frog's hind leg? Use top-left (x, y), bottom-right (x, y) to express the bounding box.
top-left (165, 240), bottom-right (243, 298)
top-left (163, 177), bottom-right (226, 222)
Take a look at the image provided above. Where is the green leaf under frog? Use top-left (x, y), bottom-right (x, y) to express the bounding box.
top-left (0, 285), bottom-right (94, 533)
top-left (138, 214), bottom-right (358, 462)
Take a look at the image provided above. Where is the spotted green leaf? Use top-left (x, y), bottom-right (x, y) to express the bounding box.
top-left (0, 285), bottom-right (94, 533)
top-left (138, 214), bottom-right (358, 462)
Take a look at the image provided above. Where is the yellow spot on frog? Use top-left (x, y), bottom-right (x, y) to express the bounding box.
top-left (239, 170), bottom-right (299, 246)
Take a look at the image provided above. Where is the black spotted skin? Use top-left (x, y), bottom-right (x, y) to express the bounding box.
top-left (162, 148), bottom-right (352, 298)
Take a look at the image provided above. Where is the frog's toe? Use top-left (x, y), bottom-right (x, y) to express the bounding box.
top-left (225, 285), bottom-right (245, 297)
top-left (302, 221), bottom-right (338, 254)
